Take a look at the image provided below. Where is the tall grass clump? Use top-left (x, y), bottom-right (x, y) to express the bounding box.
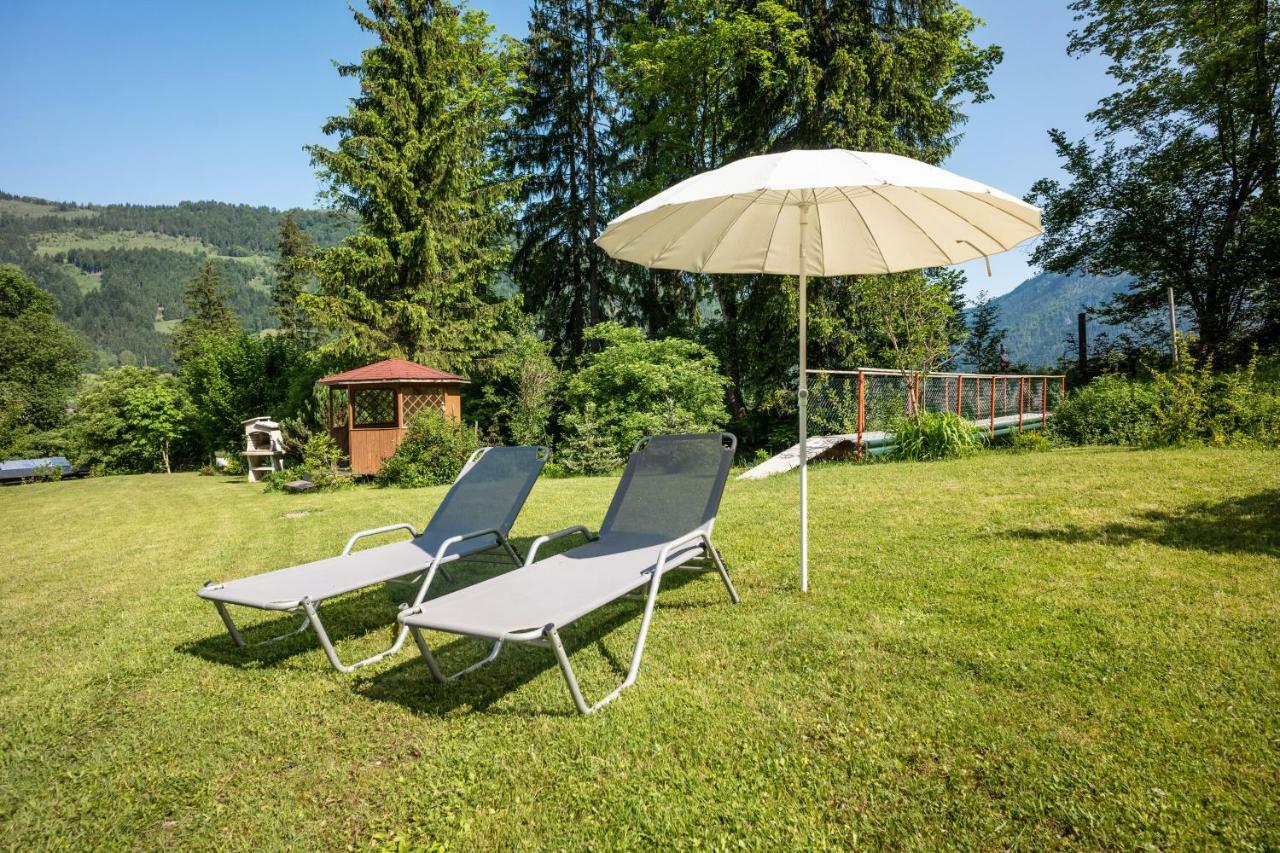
top-left (892, 411), bottom-right (985, 461)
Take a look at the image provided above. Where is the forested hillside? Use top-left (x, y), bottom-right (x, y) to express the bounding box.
top-left (989, 272), bottom-right (1134, 368)
top-left (0, 192), bottom-right (354, 369)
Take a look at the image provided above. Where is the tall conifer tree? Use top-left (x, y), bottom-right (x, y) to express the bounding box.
top-left (305, 0), bottom-right (519, 370)
top-left (172, 259), bottom-right (238, 365)
top-left (272, 211), bottom-right (314, 340)
top-left (508, 0), bottom-right (616, 357)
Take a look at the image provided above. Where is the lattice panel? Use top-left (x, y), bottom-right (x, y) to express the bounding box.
top-left (402, 391), bottom-right (446, 424)
top-left (353, 389), bottom-right (395, 426)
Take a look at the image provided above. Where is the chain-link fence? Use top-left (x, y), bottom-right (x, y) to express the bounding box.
top-left (808, 368), bottom-right (1067, 449)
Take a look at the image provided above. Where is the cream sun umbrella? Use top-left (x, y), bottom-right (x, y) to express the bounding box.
top-left (595, 149), bottom-right (1042, 591)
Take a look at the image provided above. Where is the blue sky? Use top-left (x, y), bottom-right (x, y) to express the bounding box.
top-left (0, 0), bottom-right (1112, 297)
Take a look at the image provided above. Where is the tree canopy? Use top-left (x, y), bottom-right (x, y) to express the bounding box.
top-left (0, 265), bottom-right (87, 457)
top-left (304, 0), bottom-right (521, 371)
top-left (1030, 0), bottom-right (1279, 363)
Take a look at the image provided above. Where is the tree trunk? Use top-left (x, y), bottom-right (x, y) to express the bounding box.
top-left (584, 0), bottom-right (602, 329)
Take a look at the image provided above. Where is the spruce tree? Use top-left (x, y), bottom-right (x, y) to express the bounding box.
top-left (172, 259), bottom-right (238, 365)
top-left (305, 0), bottom-right (519, 370)
top-left (272, 211), bottom-right (314, 340)
top-left (508, 0), bottom-right (616, 357)
top-left (962, 292), bottom-right (1009, 373)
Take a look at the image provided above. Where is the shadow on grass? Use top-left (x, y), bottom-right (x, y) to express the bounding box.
top-left (355, 571), bottom-right (708, 718)
top-left (176, 545), bottom-right (537, 669)
top-left (1005, 488), bottom-right (1280, 556)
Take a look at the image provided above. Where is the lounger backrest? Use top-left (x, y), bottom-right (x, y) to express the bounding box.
top-left (422, 446), bottom-right (549, 545)
top-left (598, 433), bottom-right (736, 543)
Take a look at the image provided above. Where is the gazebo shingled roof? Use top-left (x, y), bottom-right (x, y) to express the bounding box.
top-left (318, 358), bottom-right (467, 386)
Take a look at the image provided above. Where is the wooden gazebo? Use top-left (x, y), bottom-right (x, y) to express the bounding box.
top-left (318, 358), bottom-right (467, 475)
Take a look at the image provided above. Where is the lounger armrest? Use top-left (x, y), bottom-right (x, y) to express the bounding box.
top-left (522, 525), bottom-right (598, 567)
top-left (429, 527), bottom-right (508, 565)
top-left (402, 527), bottom-right (511, 610)
top-left (342, 523), bottom-right (421, 556)
top-left (655, 527), bottom-right (713, 574)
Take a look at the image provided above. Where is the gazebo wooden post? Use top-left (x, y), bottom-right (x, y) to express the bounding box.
top-left (346, 386), bottom-right (355, 437)
top-left (395, 386), bottom-right (404, 430)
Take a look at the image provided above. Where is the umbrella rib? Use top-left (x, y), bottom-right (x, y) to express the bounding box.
top-left (905, 187), bottom-right (1014, 252)
top-left (698, 190), bottom-right (767, 273)
top-left (962, 190), bottom-right (1042, 237)
top-left (607, 201), bottom-right (700, 257)
top-left (760, 197), bottom-right (788, 275)
top-left (650, 193), bottom-right (742, 269)
top-left (866, 186), bottom-right (955, 264)
top-left (837, 186), bottom-right (892, 274)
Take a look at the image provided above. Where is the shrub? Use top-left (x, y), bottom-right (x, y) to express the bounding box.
top-left (69, 367), bottom-right (192, 473)
top-left (466, 316), bottom-right (560, 446)
top-left (299, 431), bottom-right (352, 490)
top-left (1049, 349), bottom-right (1280, 449)
top-left (179, 332), bottom-right (316, 460)
top-left (892, 412), bottom-right (985, 461)
top-left (31, 463), bottom-right (62, 482)
top-left (377, 409), bottom-right (474, 488)
top-left (555, 403), bottom-right (623, 476)
top-left (561, 323), bottom-right (728, 459)
top-left (1047, 374), bottom-right (1158, 446)
top-left (1008, 429), bottom-right (1053, 453)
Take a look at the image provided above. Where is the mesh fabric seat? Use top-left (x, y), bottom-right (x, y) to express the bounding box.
top-left (398, 433), bottom-right (740, 714)
top-left (198, 445), bottom-right (548, 672)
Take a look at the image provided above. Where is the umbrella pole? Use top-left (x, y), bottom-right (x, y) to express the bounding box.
top-left (798, 203), bottom-right (810, 592)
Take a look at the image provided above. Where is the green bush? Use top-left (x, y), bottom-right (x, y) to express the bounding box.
top-left (69, 367), bottom-right (192, 473)
top-left (377, 409), bottom-right (474, 488)
top-left (301, 431), bottom-right (352, 490)
top-left (555, 403), bottom-right (624, 476)
top-left (1049, 350), bottom-right (1280, 448)
top-left (561, 323), bottom-right (728, 459)
top-left (1007, 429), bottom-right (1053, 453)
top-left (891, 412), bottom-right (985, 461)
top-left (1048, 374), bottom-right (1158, 446)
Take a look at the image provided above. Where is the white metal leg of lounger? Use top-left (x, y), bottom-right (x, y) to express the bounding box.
top-left (207, 592), bottom-right (312, 648)
top-left (544, 532), bottom-right (736, 714)
top-left (299, 532), bottom-right (521, 674)
top-left (408, 628), bottom-right (506, 683)
top-left (403, 531), bottom-right (738, 714)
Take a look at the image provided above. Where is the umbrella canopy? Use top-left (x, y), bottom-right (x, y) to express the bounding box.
top-left (596, 149), bottom-right (1041, 275)
top-left (595, 149), bottom-right (1042, 592)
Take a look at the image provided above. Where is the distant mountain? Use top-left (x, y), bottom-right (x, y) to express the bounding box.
top-left (0, 192), bottom-right (355, 370)
top-left (986, 271), bottom-right (1135, 369)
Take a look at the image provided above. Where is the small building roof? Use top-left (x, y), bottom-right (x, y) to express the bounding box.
top-left (317, 358), bottom-right (467, 387)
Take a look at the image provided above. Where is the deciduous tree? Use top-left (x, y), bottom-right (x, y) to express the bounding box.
top-left (1030, 0), bottom-right (1279, 363)
top-left (0, 265), bottom-right (87, 456)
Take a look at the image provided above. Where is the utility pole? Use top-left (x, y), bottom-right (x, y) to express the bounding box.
top-left (1167, 287), bottom-right (1178, 363)
top-left (1077, 312), bottom-right (1088, 379)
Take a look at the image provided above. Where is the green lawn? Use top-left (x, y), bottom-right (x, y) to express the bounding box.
top-left (1, 447), bottom-right (1276, 848)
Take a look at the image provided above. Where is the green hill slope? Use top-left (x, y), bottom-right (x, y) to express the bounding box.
top-left (0, 192), bottom-right (355, 370)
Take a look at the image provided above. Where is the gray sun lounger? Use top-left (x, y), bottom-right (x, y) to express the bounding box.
top-left (198, 445), bottom-right (548, 672)
top-left (397, 432), bottom-right (740, 714)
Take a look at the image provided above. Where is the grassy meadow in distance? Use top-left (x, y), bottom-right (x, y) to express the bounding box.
top-left (0, 446), bottom-right (1276, 848)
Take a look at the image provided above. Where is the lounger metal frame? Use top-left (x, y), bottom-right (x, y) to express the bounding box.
top-left (201, 446), bottom-right (542, 673)
top-left (204, 527), bottom-right (522, 673)
top-left (400, 434), bottom-right (740, 714)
